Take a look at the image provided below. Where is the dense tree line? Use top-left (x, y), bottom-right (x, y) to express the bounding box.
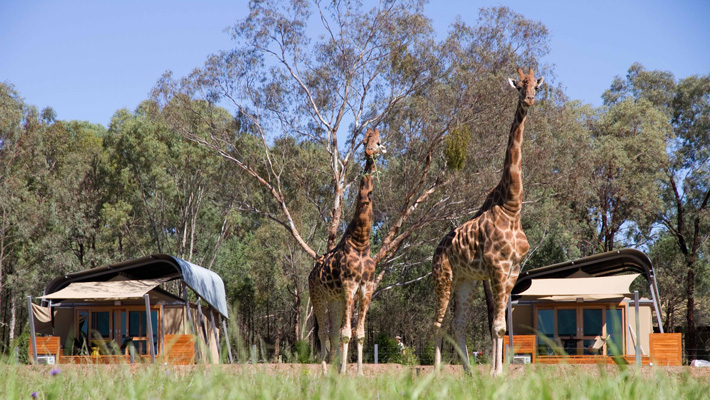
top-left (1, 1), bottom-right (708, 362)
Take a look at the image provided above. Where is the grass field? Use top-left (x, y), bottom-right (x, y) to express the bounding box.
top-left (2, 363), bottom-right (709, 399)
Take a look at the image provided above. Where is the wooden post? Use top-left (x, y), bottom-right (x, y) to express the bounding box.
top-left (144, 294), bottom-right (155, 364)
top-left (209, 309), bottom-right (221, 363)
top-left (634, 290), bottom-right (641, 367)
top-left (649, 276), bottom-right (664, 333)
top-left (27, 296), bottom-right (38, 365)
top-left (221, 317), bottom-right (234, 363)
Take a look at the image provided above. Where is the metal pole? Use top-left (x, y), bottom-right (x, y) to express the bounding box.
top-left (144, 294), bottom-right (155, 364)
top-left (196, 301), bottom-right (210, 363)
top-left (507, 298), bottom-right (514, 361)
top-left (27, 296), bottom-right (38, 365)
top-left (374, 344), bottom-right (378, 364)
top-left (221, 317), bottom-right (234, 363)
top-left (634, 290), bottom-right (641, 367)
top-left (251, 344), bottom-right (257, 365)
top-left (209, 309), bottom-right (221, 362)
top-left (182, 282), bottom-right (199, 361)
top-left (649, 275), bottom-right (665, 333)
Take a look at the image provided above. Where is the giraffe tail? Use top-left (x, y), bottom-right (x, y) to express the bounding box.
top-left (432, 252), bottom-right (453, 328)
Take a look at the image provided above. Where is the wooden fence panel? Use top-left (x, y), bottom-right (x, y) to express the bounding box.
top-left (164, 334), bottom-right (196, 365)
top-left (649, 333), bottom-right (682, 366)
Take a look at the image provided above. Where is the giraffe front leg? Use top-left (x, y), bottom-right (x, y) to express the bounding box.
top-left (328, 300), bottom-right (344, 373)
top-left (490, 271), bottom-right (513, 377)
top-left (339, 286), bottom-right (357, 375)
top-left (355, 281), bottom-right (375, 376)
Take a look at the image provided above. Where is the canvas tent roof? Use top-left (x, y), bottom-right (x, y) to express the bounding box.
top-left (42, 279), bottom-right (167, 301)
top-left (43, 255), bottom-right (228, 318)
top-left (512, 248), bottom-right (655, 298)
top-left (517, 274), bottom-right (640, 301)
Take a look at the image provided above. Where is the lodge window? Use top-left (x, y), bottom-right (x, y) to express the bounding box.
top-left (535, 304), bottom-right (625, 356)
top-left (74, 307), bottom-right (160, 356)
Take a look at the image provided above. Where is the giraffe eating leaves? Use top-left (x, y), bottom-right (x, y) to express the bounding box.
top-left (432, 68), bottom-right (543, 376)
top-left (308, 128), bottom-right (385, 375)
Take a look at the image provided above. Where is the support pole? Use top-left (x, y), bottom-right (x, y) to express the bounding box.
top-left (221, 317), bottom-right (234, 363)
top-left (182, 282), bottom-right (199, 361)
top-left (144, 294), bottom-right (155, 364)
top-left (649, 275), bottom-right (665, 333)
top-left (507, 298), bottom-right (514, 361)
top-left (374, 344), bottom-right (379, 364)
top-left (196, 301), bottom-right (210, 363)
top-left (209, 309), bottom-right (221, 362)
top-left (634, 290), bottom-right (641, 367)
top-left (27, 296), bottom-right (38, 365)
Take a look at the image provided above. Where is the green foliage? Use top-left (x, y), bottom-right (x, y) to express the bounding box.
top-left (444, 125), bottom-right (471, 170)
top-left (1, 363), bottom-right (710, 399)
top-left (289, 340), bottom-right (315, 364)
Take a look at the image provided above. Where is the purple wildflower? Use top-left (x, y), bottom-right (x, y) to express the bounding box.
top-left (31, 392), bottom-right (38, 398)
top-left (49, 368), bottom-right (61, 376)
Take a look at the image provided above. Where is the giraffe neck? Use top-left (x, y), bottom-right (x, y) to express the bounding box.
top-left (342, 157), bottom-right (375, 250)
top-left (498, 99), bottom-right (529, 216)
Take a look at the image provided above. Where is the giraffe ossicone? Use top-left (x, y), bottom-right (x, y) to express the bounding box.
top-left (432, 68), bottom-right (543, 376)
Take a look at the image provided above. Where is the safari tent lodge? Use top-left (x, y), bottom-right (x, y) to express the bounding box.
top-left (505, 249), bottom-right (682, 366)
top-left (27, 254), bottom-right (232, 365)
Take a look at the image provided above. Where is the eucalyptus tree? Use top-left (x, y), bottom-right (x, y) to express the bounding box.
top-left (103, 101), bottom-right (235, 265)
top-left (153, 1), bottom-right (566, 358)
top-left (606, 63), bottom-right (710, 359)
top-left (664, 73), bottom-right (710, 360)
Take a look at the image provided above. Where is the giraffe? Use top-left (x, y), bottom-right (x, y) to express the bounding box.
top-left (431, 68), bottom-right (543, 376)
top-left (308, 128), bottom-right (385, 375)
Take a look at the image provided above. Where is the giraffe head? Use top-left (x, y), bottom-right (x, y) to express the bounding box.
top-left (363, 128), bottom-right (386, 158)
top-left (508, 67), bottom-right (544, 106)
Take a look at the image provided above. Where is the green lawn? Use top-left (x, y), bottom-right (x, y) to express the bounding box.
top-left (2, 363), bottom-right (709, 400)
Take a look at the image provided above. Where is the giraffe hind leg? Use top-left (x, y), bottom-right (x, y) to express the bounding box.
top-left (453, 280), bottom-right (477, 374)
top-left (312, 295), bottom-right (330, 373)
top-left (433, 256), bottom-right (453, 371)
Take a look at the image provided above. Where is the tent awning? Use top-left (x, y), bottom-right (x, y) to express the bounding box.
top-left (42, 279), bottom-right (167, 301)
top-left (517, 274), bottom-right (640, 301)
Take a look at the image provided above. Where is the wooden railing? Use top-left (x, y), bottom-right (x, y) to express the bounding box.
top-left (503, 335), bottom-right (536, 363)
top-left (29, 334), bottom-right (197, 365)
top-left (29, 336), bottom-right (61, 364)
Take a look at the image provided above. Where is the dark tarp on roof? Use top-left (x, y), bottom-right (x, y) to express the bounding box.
top-left (43, 254), bottom-right (228, 318)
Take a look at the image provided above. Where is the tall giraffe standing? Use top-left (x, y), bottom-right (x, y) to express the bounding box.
top-left (432, 68), bottom-right (543, 376)
top-left (308, 128), bottom-right (385, 375)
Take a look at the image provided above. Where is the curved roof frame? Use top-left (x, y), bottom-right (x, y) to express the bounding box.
top-left (513, 248), bottom-right (655, 296)
top-left (511, 248), bottom-right (663, 332)
top-left (43, 254), bottom-right (228, 318)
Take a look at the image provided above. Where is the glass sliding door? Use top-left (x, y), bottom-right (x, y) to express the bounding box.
top-left (535, 304), bottom-right (625, 356)
top-left (537, 309), bottom-right (555, 355)
top-left (582, 308), bottom-right (603, 354)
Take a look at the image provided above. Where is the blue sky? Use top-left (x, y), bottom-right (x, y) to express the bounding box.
top-left (1, 1), bottom-right (708, 127)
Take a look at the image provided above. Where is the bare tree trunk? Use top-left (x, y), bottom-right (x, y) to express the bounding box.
top-left (686, 261), bottom-right (697, 361)
top-left (274, 323), bottom-right (281, 362)
top-left (9, 293), bottom-right (16, 343)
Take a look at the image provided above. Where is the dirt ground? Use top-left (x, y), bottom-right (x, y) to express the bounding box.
top-left (23, 362), bottom-right (710, 379)
top-left (207, 362), bottom-right (710, 378)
